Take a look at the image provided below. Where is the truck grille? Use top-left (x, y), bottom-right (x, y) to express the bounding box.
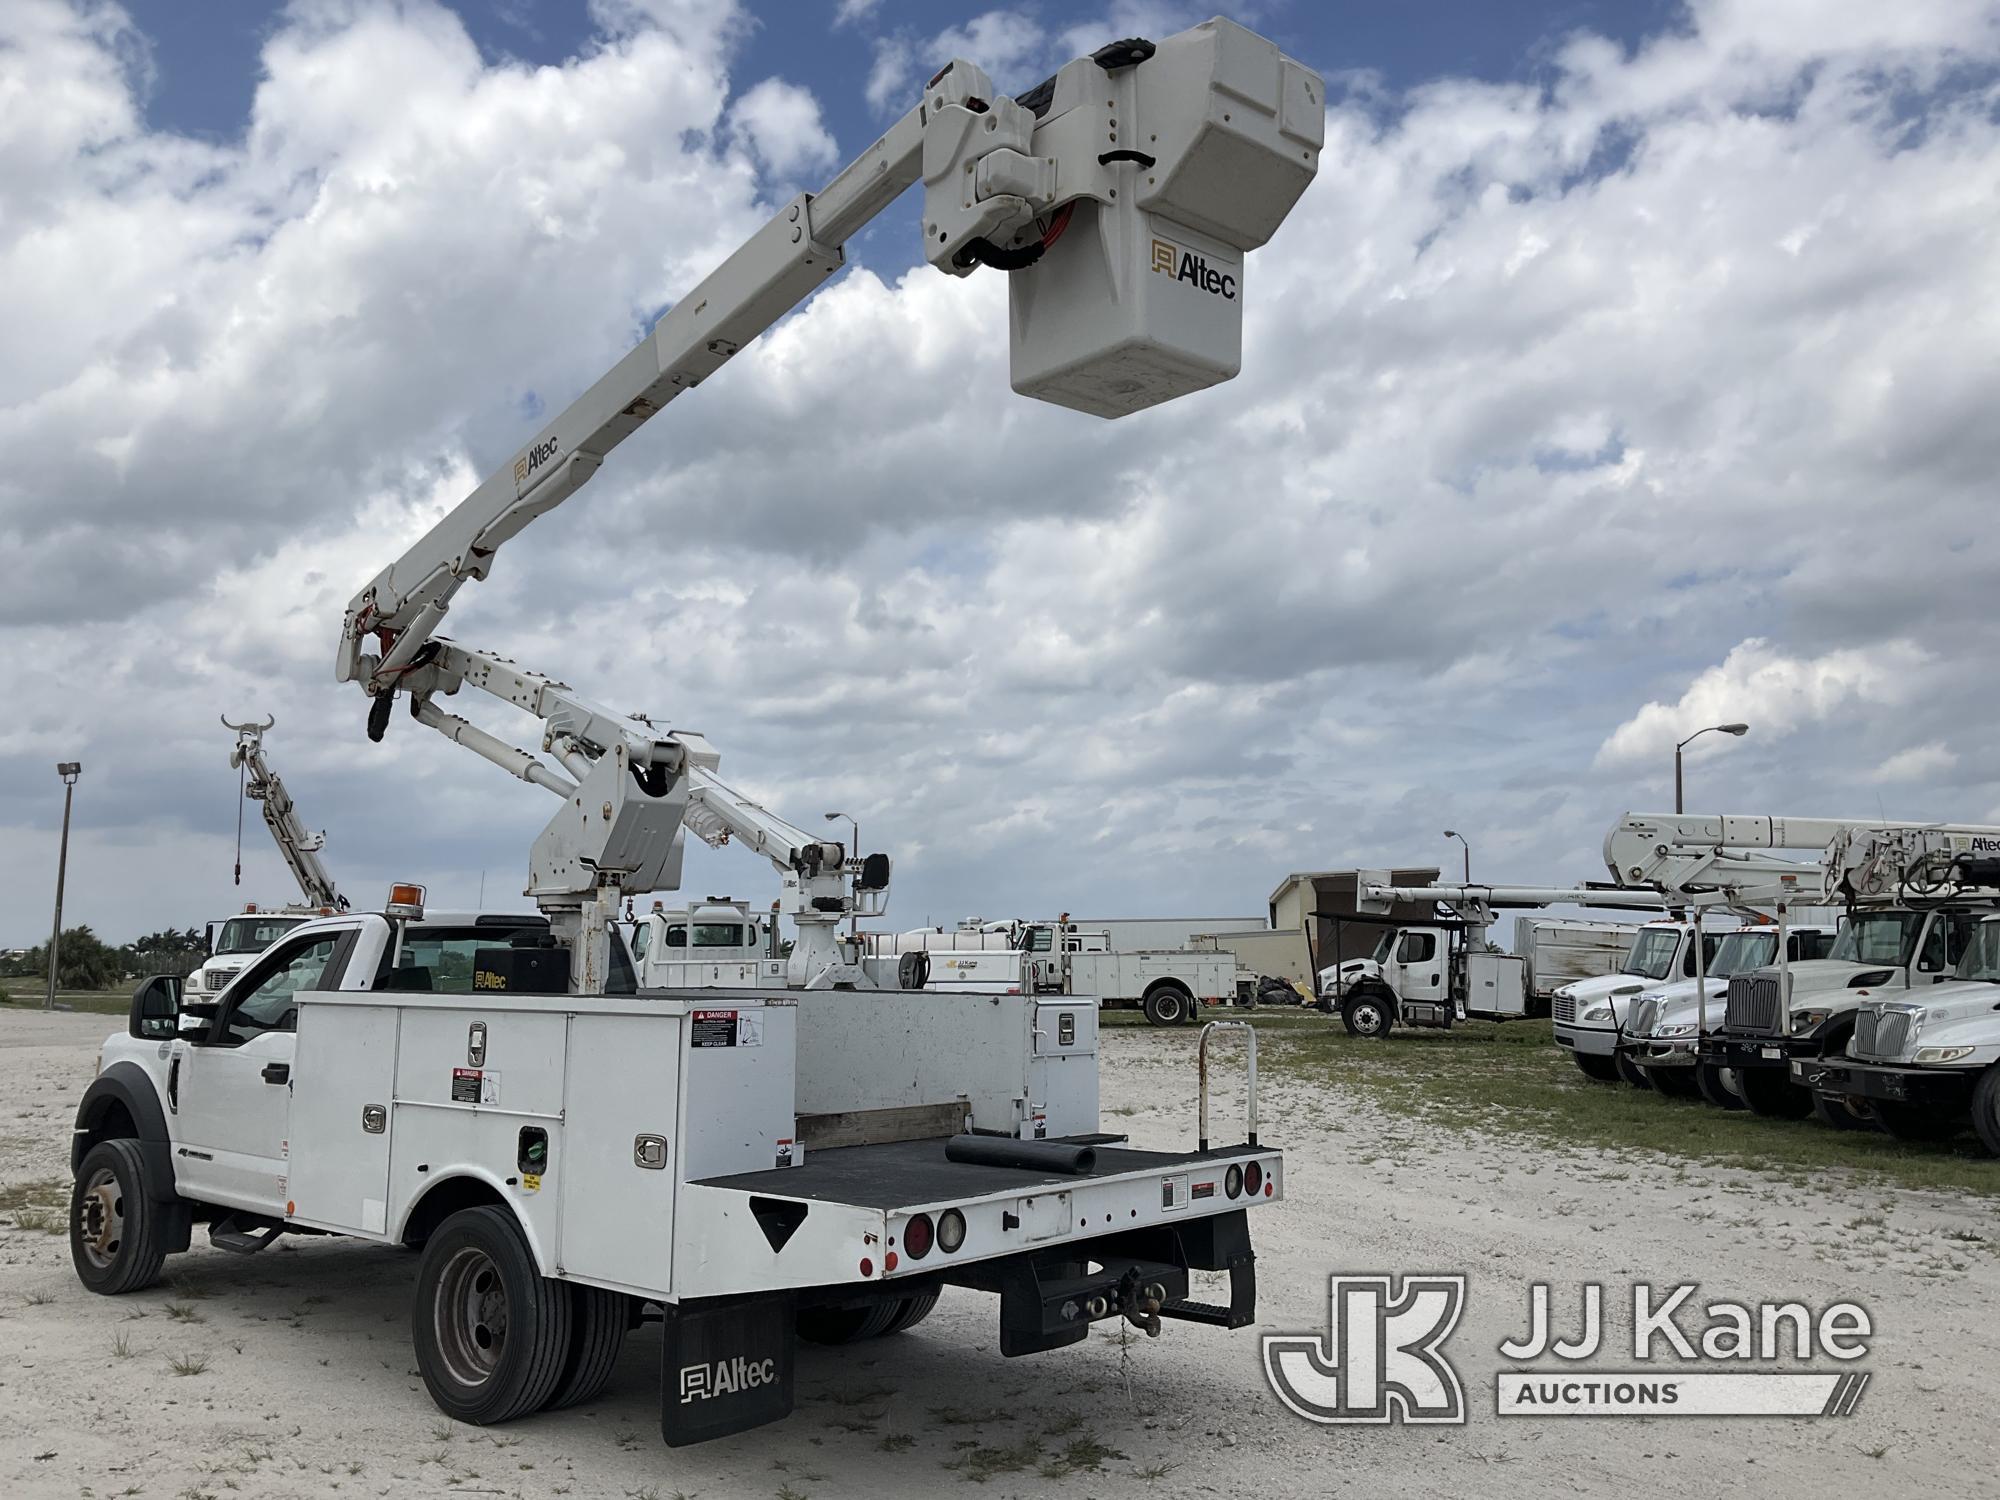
top-left (1851, 1009), bottom-right (1910, 1061)
top-left (1628, 997), bottom-right (1660, 1039)
top-left (1724, 973), bottom-right (1784, 1036)
top-left (1553, 993), bottom-right (1576, 1025)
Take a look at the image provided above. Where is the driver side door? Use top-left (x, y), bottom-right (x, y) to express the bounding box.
top-left (170, 926), bottom-right (354, 1214)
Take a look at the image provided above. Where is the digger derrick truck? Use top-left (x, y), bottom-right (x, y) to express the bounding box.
top-left (1683, 822), bottom-right (2000, 1122)
top-left (69, 19), bottom-right (1320, 1449)
top-left (183, 718), bottom-right (350, 1013)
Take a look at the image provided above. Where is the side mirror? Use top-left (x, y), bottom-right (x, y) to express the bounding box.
top-left (176, 1000), bottom-right (220, 1040)
top-left (128, 974), bottom-right (184, 1040)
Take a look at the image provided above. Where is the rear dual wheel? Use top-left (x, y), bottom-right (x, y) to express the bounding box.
top-left (797, 1289), bottom-right (940, 1345)
top-left (414, 1207), bottom-right (574, 1425)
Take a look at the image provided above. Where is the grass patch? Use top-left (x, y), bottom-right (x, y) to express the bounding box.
top-left (169, 1353), bottom-right (210, 1376)
top-left (1039, 1437), bottom-right (1126, 1478)
top-left (0, 1177), bottom-right (70, 1215)
top-left (1253, 1016), bottom-right (2000, 1196)
top-left (0, 990), bottom-right (131, 1015)
top-left (942, 1435), bottom-right (1042, 1482)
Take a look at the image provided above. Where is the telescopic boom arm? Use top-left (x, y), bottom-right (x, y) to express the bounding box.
top-left (329, 19), bottom-right (1324, 991)
top-left (224, 717), bottom-right (346, 912)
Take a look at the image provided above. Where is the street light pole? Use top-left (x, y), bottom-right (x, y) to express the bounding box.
top-left (46, 762), bottom-right (82, 1011)
top-left (824, 811), bottom-right (859, 946)
top-left (1673, 723), bottom-right (1750, 813)
top-left (1443, 829), bottom-right (1470, 884)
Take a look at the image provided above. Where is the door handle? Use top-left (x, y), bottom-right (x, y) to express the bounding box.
top-left (261, 1062), bottom-right (291, 1085)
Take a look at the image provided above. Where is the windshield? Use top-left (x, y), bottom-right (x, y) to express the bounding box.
top-left (1829, 911), bottom-right (1922, 967)
top-left (1707, 930), bottom-right (1777, 979)
top-left (214, 915), bottom-right (308, 956)
top-left (1954, 921), bottom-right (2000, 983)
top-left (1622, 928), bottom-right (1681, 980)
top-left (1370, 930), bottom-right (1397, 965)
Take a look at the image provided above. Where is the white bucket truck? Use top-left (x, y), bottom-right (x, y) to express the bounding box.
top-left (71, 16), bottom-right (1320, 1448)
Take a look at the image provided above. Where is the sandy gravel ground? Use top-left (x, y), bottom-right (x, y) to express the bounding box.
top-left (2, 1008), bottom-right (1995, 1499)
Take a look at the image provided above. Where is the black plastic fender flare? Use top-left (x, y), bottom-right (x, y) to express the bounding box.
top-left (73, 1061), bottom-right (180, 1202)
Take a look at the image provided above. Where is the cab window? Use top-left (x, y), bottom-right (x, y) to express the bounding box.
top-left (1027, 928), bottom-right (1053, 952)
top-left (631, 923), bottom-right (651, 961)
top-left (662, 925), bottom-right (688, 949)
top-left (217, 931), bottom-right (347, 1043)
top-left (1396, 931), bottom-right (1436, 964)
top-left (691, 923), bottom-right (746, 948)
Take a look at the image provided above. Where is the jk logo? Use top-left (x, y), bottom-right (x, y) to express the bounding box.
top-left (1263, 1274), bottom-right (1467, 1424)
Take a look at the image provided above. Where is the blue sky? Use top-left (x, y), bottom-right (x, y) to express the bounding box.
top-left (126, 1), bottom-right (1684, 166)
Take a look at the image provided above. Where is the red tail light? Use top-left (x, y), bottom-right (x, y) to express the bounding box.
top-left (1243, 1160), bottom-right (1263, 1197)
top-left (904, 1212), bottom-right (935, 1260)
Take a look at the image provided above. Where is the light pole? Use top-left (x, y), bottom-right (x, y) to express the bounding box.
top-left (1443, 829), bottom-right (1470, 884)
top-left (824, 811), bottom-right (858, 944)
top-left (46, 761), bottom-right (82, 1011)
top-left (1674, 723), bottom-right (1749, 813)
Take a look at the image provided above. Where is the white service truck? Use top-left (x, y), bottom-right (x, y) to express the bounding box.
top-left (1798, 909), bottom-right (2000, 1148)
top-left (873, 920), bottom-right (1236, 1026)
top-left (71, 14), bottom-right (1321, 1448)
top-left (89, 895), bottom-right (1276, 1443)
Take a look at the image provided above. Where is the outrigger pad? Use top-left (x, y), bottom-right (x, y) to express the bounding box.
top-left (660, 1292), bottom-right (795, 1447)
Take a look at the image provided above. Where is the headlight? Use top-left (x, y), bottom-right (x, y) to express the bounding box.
top-left (1791, 1009), bottom-right (1830, 1033)
top-left (1581, 1004), bottom-right (1613, 1023)
top-left (1915, 1046), bottom-right (1975, 1064)
top-left (1657, 1023), bottom-right (1696, 1039)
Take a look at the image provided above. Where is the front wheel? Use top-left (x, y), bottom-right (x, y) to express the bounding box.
top-left (1811, 1091), bottom-right (1876, 1133)
top-left (1696, 1061), bottom-right (1746, 1110)
top-left (1571, 1051), bottom-right (1619, 1083)
top-left (1142, 987), bottom-right (1191, 1027)
top-left (413, 1206), bottom-right (573, 1425)
top-left (1973, 1066), bottom-right (2000, 1156)
top-left (1342, 991), bottom-right (1394, 1040)
top-left (70, 1139), bottom-right (170, 1296)
top-left (1737, 1066), bottom-right (1813, 1120)
top-left (1872, 1101), bottom-right (1961, 1144)
top-left (1650, 1066), bottom-right (1701, 1099)
top-left (1615, 1051), bottom-right (1654, 1091)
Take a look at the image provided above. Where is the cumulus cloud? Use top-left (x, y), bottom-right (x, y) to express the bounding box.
top-left (6, 0), bottom-right (2000, 943)
top-left (1595, 639), bottom-right (1933, 768)
top-left (1872, 743), bottom-right (1958, 784)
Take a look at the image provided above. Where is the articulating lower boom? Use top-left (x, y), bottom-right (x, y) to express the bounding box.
top-left (224, 716), bottom-right (346, 912)
top-left (328, 21), bottom-right (1322, 991)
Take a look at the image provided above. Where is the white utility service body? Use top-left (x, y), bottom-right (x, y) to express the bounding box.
top-left (1512, 916), bottom-right (1637, 1003)
top-left (84, 910), bottom-right (1275, 1445)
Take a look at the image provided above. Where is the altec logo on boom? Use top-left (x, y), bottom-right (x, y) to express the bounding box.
top-left (513, 435), bottom-right (561, 490)
top-left (1152, 236), bottom-right (1236, 300)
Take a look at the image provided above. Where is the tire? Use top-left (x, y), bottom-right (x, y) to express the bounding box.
top-left (1971, 1066), bottom-right (2000, 1156)
top-left (797, 1300), bottom-right (902, 1345)
top-left (1810, 1091), bottom-right (1876, 1133)
top-left (1696, 1061), bottom-right (1746, 1110)
top-left (1571, 1051), bottom-right (1619, 1083)
top-left (1614, 1051), bottom-right (1654, 1091)
top-left (1872, 1101), bottom-right (1962, 1144)
top-left (1650, 1066), bottom-right (1701, 1099)
top-left (70, 1139), bottom-right (170, 1296)
top-left (878, 1288), bottom-right (942, 1336)
top-left (544, 1284), bottom-right (629, 1410)
top-left (1341, 991), bottom-right (1394, 1040)
top-left (413, 1206), bottom-right (573, 1425)
top-left (1736, 1066), bottom-right (1813, 1120)
top-left (1142, 986), bottom-right (1190, 1027)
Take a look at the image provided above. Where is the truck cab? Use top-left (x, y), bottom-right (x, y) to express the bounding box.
top-left (1619, 924), bottom-right (1839, 1095)
top-left (1797, 913), bottom-right (2000, 1148)
top-left (180, 906), bottom-right (324, 1011)
top-left (1700, 904), bottom-right (1984, 1118)
top-left (629, 899), bottom-right (784, 990)
top-left (1551, 920), bottom-right (1722, 1082)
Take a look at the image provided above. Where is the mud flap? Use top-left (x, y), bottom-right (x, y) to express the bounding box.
top-left (659, 1292), bottom-right (795, 1447)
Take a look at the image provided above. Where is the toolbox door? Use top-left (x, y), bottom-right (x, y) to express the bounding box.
top-left (556, 1013), bottom-right (683, 1294)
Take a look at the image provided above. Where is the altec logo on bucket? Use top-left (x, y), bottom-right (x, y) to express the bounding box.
top-left (678, 1355), bottom-right (777, 1403)
top-left (1152, 236), bottom-right (1236, 299)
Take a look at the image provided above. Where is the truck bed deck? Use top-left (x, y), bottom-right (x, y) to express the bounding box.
top-left (697, 1135), bottom-right (1263, 1209)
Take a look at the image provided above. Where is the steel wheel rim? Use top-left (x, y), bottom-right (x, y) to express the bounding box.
top-left (76, 1166), bottom-right (124, 1269)
top-left (1352, 1002), bottom-right (1382, 1032)
top-left (434, 1246), bottom-right (510, 1387)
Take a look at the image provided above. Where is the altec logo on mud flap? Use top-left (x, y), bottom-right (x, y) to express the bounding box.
top-left (679, 1355), bottom-right (777, 1403)
top-left (1264, 1276), bottom-right (1874, 1424)
top-left (1152, 237), bottom-right (1236, 299)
